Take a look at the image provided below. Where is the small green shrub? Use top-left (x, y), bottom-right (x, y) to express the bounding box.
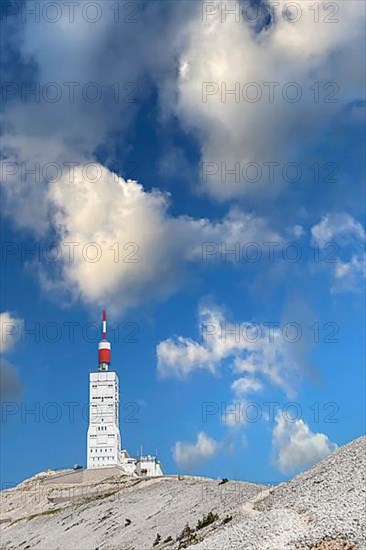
top-left (222, 515), bottom-right (232, 524)
top-left (153, 533), bottom-right (161, 546)
top-left (27, 508), bottom-right (63, 521)
top-left (196, 511), bottom-right (219, 530)
top-left (177, 523), bottom-right (198, 549)
top-left (177, 523), bottom-right (194, 541)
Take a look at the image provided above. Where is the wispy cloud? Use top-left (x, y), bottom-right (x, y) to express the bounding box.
top-left (311, 213), bottom-right (366, 293)
top-left (157, 302), bottom-right (304, 398)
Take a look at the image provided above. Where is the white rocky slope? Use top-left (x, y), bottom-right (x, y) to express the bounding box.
top-left (195, 435), bottom-right (366, 550)
top-left (0, 471), bottom-right (263, 550)
top-left (0, 436), bottom-right (365, 550)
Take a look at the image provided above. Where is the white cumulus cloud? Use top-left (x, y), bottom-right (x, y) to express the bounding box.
top-left (311, 213), bottom-right (365, 247)
top-left (272, 413), bottom-right (337, 474)
top-left (2, 160), bottom-right (280, 314)
top-left (162, 1), bottom-right (364, 200)
top-left (172, 431), bottom-right (220, 469)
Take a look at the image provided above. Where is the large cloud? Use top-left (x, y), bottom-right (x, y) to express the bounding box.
top-left (1, 1), bottom-right (195, 168)
top-left (272, 413), bottom-right (337, 473)
top-left (162, 0), bottom-right (365, 199)
top-left (12, 163), bottom-right (278, 313)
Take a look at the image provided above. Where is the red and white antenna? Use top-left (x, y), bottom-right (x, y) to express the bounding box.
top-left (98, 309), bottom-right (111, 370)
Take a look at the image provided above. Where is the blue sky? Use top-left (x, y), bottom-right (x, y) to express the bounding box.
top-left (1, 0), bottom-right (365, 487)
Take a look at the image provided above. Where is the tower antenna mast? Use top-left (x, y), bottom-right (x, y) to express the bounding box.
top-left (98, 309), bottom-right (111, 371)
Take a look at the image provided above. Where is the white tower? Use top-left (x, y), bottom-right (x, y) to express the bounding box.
top-left (87, 310), bottom-right (122, 469)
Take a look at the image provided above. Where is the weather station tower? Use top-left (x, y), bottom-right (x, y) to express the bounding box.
top-left (87, 310), bottom-right (122, 469)
top-left (86, 310), bottom-right (163, 476)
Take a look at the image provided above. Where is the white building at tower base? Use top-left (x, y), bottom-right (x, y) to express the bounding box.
top-left (119, 450), bottom-right (163, 477)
